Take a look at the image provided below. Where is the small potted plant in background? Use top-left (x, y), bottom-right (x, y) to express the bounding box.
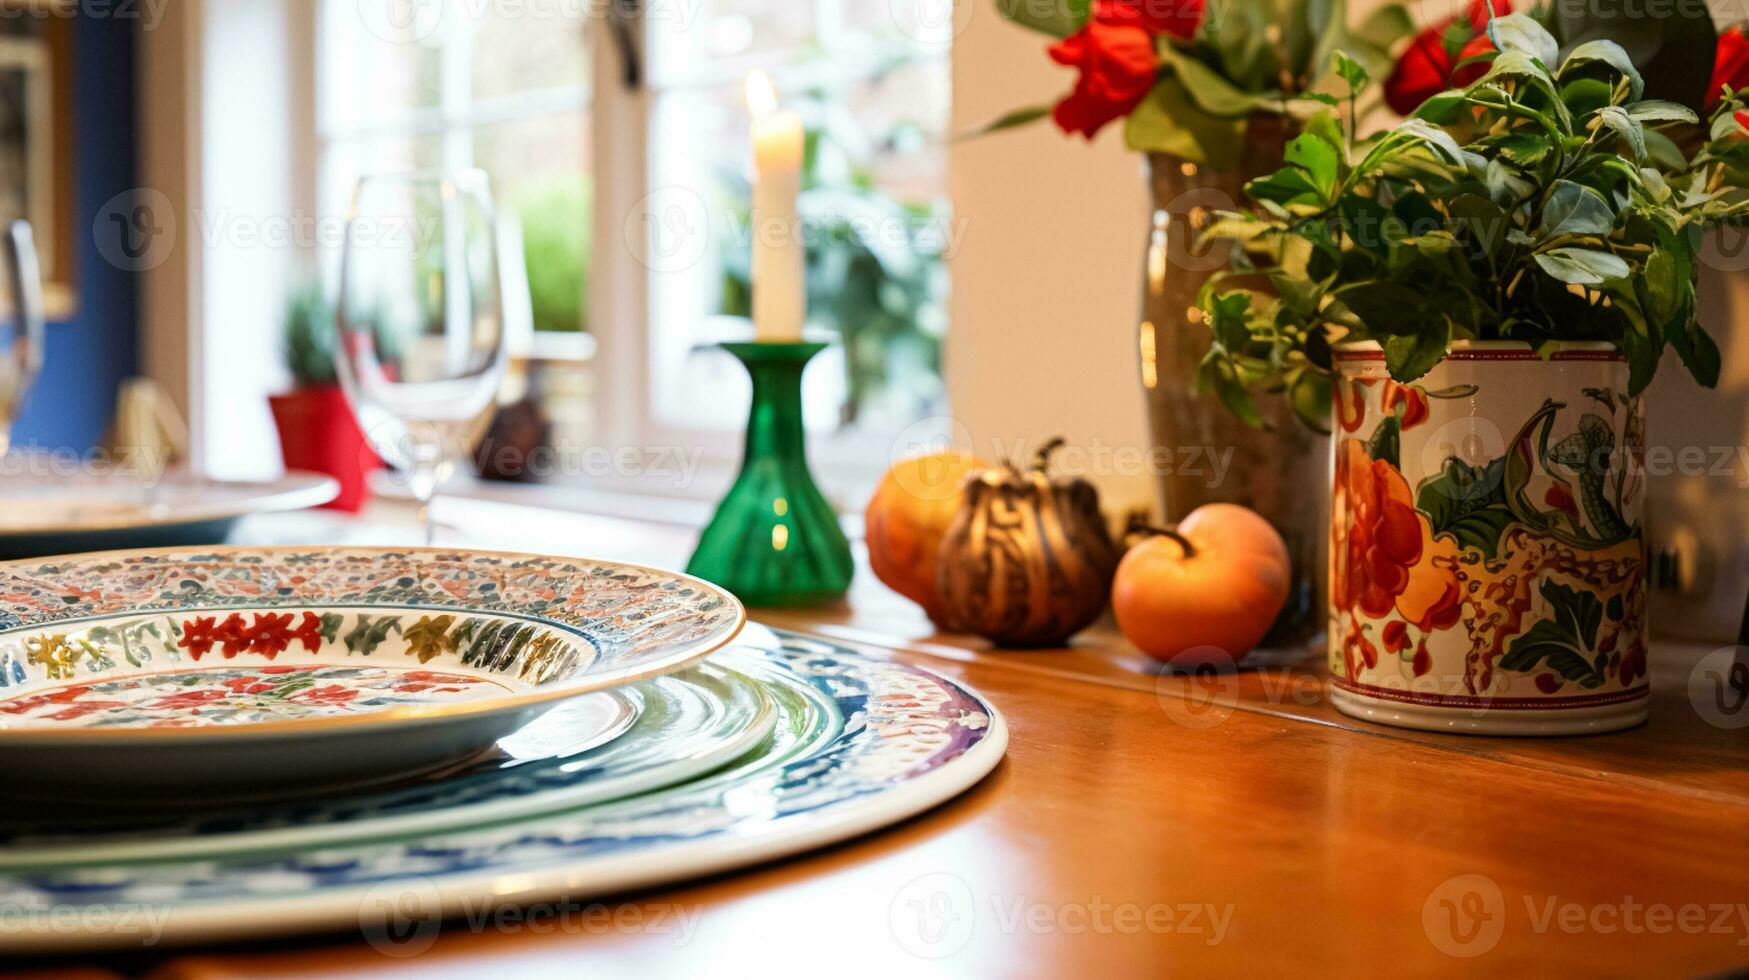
top-left (1195, 17), bottom-right (1749, 734)
top-left (268, 282), bottom-right (386, 513)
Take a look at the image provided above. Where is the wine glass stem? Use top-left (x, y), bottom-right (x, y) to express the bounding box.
top-left (408, 443), bottom-right (444, 547)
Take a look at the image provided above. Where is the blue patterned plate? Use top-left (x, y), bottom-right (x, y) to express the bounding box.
top-left (0, 547), bottom-right (744, 799)
top-left (0, 627), bottom-right (1006, 951)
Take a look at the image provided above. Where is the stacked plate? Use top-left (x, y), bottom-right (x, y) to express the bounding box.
top-left (0, 547), bottom-right (1006, 952)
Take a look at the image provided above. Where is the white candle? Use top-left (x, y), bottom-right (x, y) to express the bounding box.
top-left (746, 70), bottom-right (805, 343)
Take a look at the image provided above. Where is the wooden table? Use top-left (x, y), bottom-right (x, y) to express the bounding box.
top-left (14, 500), bottom-right (1749, 977)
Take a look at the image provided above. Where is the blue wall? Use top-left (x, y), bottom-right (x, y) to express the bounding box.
top-left (9, 15), bottom-right (138, 451)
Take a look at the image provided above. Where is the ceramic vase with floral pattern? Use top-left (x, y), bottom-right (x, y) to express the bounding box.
top-left (1328, 341), bottom-right (1648, 735)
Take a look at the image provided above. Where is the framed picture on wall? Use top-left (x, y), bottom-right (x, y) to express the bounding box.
top-left (0, 2), bottom-right (75, 319)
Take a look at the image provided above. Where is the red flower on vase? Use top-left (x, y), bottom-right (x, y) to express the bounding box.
top-left (1335, 441), bottom-right (1424, 618)
top-left (1382, 381), bottom-right (1429, 429)
top-left (1711, 29), bottom-right (1749, 107)
top-left (1383, 0), bottom-right (1514, 116)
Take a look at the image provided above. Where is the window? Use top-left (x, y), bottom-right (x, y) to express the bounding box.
top-left (316, 0), bottom-right (951, 502)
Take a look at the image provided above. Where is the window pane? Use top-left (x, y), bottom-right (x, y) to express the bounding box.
top-left (469, 10), bottom-right (589, 102)
top-left (648, 56), bottom-right (951, 435)
top-left (647, 0), bottom-right (817, 86)
top-left (319, 2), bottom-right (442, 133)
top-left (473, 110), bottom-right (591, 334)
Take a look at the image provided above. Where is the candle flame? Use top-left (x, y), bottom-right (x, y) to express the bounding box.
top-left (745, 69), bottom-right (778, 117)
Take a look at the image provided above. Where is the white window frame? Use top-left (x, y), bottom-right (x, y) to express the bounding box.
top-left (301, 3), bottom-right (949, 506)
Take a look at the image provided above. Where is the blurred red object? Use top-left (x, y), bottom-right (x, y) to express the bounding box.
top-left (268, 385), bottom-right (379, 513)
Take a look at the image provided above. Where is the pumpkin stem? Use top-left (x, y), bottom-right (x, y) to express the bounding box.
top-left (1128, 520), bottom-right (1197, 559)
top-left (1032, 436), bottom-right (1067, 473)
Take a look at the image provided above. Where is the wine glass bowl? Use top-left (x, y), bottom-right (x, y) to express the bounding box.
top-left (336, 170), bottom-right (505, 539)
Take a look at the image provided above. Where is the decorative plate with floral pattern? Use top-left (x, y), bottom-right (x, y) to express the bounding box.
top-left (0, 627), bottom-right (1006, 951)
top-left (0, 547), bottom-right (744, 797)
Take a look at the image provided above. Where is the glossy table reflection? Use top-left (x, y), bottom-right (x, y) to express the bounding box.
top-left (14, 499), bottom-right (1749, 977)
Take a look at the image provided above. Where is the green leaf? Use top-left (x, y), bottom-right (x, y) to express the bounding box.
top-left (1338, 282), bottom-right (1426, 334)
top-left (1209, 362), bottom-right (1264, 428)
top-left (1368, 413), bottom-right (1400, 468)
top-left (1596, 105), bottom-right (1646, 162)
top-left (1538, 180), bottom-right (1614, 238)
top-left (1125, 75), bottom-right (1247, 170)
top-left (1158, 46), bottom-right (1276, 118)
top-left (1487, 14), bottom-right (1558, 69)
top-left (1245, 166), bottom-right (1323, 207)
top-left (1285, 132), bottom-right (1340, 198)
top-left (1412, 89), bottom-right (1470, 125)
top-left (1643, 129), bottom-right (1688, 171)
top-left (1383, 318), bottom-right (1451, 383)
top-left (1626, 100), bottom-right (1699, 125)
top-left (1644, 247), bottom-right (1680, 322)
top-left (995, 0), bottom-right (1088, 37)
top-left (1489, 133), bottom-right (1553, 166)
top-left (1541, 578), bottom-right (1603, 649)
top-left (1533, 247), bottom-right (1629, 285)
top-left (1417, 456), bottom-right (1518, 559)
top-left (965, 105), bottom-right (1050, 138)
top-left (1559, 40), bottom-right (1645, 101)
top-left (1671, 321), bottom-right (1722, 387)
top-left (1333, 49), bottom-right (1368, 91)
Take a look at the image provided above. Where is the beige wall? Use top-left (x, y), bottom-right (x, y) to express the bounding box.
top-left (948, 5), bottom-right (1157, 516)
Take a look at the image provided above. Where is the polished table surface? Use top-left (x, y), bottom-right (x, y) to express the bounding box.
top-left (11, 499), bottom-right (1749, 977)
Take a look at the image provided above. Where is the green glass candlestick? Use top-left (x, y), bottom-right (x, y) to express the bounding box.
top-left (686, 341), bottom-right (853, 607)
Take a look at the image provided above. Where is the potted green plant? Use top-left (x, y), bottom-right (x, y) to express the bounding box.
top-left (987, 0), bottom-right (1411, 647)
top-left (267, 282), bottom-right (385, 513)
top-left (1195, 17), bottom-right (1749, 733)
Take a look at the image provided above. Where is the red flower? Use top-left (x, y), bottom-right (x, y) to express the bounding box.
top-left (214, 613), bottom-right (250, 658)
top-left (1382, 620), bottom-right (1411, 654)
top-left (1335, 441), bottom-right (1424, 618)
top-left (1382, 382), bottom-right (1429, 429)
top-left (1735, 109), bottom-right (1749, 137)
top-left (222, 675), bottom-right (274, 696)
top-left (246, 612), bottom-right (296, 658)
top-left (293, 684), bottom-right (360, 708)
top-left (179, 616), bottom-right (221, 660)
top-left (1093, 0), bottom-right (1202, 41)
top-left (1048, 21), bottom-right (1159, 138)
top-left (1383, 0), bottom-right (1514, 116)
top-left (1619, 636), bottom-right (1647, 687)
top-left (291, 612), bottom-right (326, 653)
top-left (1711, 29), bottom-right (1749, 107)
top-left (1412, 640), bottom-right (1432, 676)
top-left (150, 689), bottom-right (230, 710)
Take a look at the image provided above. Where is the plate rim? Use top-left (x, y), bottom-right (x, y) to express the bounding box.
top-left (0, 655), bottom-right (1006, 952)
top-left (0, 469), bottom-right (341, 536)
top-left (0, 545), bottom-right (747, 742)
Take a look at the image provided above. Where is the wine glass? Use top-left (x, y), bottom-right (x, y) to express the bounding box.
top-left (336, 170), bottom-right (505, 544)
top-left (0, 220), bottom-right (44, 458)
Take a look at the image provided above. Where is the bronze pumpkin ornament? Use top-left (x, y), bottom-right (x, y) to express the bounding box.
top-left (936, 438), bottom-right (1120, 646)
